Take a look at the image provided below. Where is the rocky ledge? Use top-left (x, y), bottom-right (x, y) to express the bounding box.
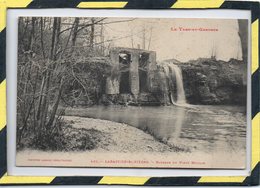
top-left (175, 58), bottom-right (247, 105)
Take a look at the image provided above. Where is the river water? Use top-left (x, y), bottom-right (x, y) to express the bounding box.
top-left (65, 105), bottom-right (246, 154)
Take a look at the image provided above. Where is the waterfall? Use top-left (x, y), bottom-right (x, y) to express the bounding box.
top-left (162, 63), bottom-right (187, 105)
top-left (169, 64), bottom-right (186, 104)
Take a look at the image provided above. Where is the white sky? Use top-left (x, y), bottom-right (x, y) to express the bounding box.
top-left (102, 18), bottom-right (244, 62)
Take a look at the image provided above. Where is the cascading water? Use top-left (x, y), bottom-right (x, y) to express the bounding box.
top-left (169, 64), bottom-right (186, 104)
top-left (162, 62), bottom-right (187, 106)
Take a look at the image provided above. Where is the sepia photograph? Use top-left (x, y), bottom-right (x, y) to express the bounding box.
top-left (16, 17), bottom-right (248, 169)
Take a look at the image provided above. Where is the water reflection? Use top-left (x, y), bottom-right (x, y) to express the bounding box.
top-left (65, 105), bottom-right (246, 153)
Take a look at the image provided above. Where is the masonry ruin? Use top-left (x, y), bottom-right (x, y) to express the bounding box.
top-left (103, 47), bottom-right (162, 105)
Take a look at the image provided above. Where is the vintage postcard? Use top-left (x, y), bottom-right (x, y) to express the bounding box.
top-left (16, 17), bottom-right (248, 169)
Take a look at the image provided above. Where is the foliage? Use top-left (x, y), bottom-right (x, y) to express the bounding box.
top-left (17, 17), bottom-right (109, 150)
top-left (18, 116), bottom-right (103, 151)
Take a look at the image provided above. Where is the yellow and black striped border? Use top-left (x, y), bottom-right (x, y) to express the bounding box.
top-left (0, 0), bottom-right (259, 186)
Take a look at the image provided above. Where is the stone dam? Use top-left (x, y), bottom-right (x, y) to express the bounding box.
top-left (64, 47), bottom-right (247, 106)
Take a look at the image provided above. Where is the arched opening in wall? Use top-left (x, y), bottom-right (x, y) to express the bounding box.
top-left (139, 52), bottom-right (149, 93)
top-left (119, 51), bottom-right (131, 93)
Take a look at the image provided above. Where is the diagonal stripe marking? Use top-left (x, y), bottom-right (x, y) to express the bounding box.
top-left (98, 176), bottom-right (149, 185)
top-left (0, 0), bottom-right (32, 32)
top-left (251, 113), bottom-right (260, 170)
top-left (198, 176), bottom-right (246, 183)
top-left (0, 1), bottom-right (6, 32)
top-left (0, 79), bottom-right (6, 131)
top-left (77, 2), bottom-right (128, 8)
top-left (0, 173), bottom-right (55, 184)
top-left (251, 19), bottom-right (259, 74)
top-left (171, 0), bottom-right (224, 8)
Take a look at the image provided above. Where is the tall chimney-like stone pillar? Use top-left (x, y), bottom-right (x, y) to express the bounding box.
top-left (130, 53), bottom-right (140, 95)
top-left (106, 49), bottom-right (119, 94)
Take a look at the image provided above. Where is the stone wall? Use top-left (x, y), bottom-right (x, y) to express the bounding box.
top-left (106, 47), bottom-right (157, 103)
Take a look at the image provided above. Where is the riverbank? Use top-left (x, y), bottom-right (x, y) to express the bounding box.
top-left (62, 116), bottom-right (183, 153)
top-left (16, 114), bottom-right (246, 169)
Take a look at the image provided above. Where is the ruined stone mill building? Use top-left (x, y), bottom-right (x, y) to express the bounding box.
top-left (102, 47), bottom-right (164, 105)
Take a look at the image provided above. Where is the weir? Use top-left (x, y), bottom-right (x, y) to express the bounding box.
top-left (103, 47), bottom-right (188, 106)
top-left (162, 62), bottom-right (187, 105)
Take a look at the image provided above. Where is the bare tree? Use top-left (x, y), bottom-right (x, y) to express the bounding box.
top-left (16, 17), bottom-right (123, 148)
top-left (70, 18), bottom-right (80, 54)
top-left (90, 18), bottom-right (95, 50)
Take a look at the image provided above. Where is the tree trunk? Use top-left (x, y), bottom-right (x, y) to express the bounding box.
top-left (238, 20), bottom-right (248, 63)
top-left (28, 17), bottom-right (36, 51)
top-left (70, 18), bottom-right (79, 54)
top-left (46, 78), bottom-right (63, 128)
top-left (40, 18), bottom-right (46, 59)
top-left (90, 18), bottom-right (95, 50)
top-left (40, 17), bottom-right (61, 129)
